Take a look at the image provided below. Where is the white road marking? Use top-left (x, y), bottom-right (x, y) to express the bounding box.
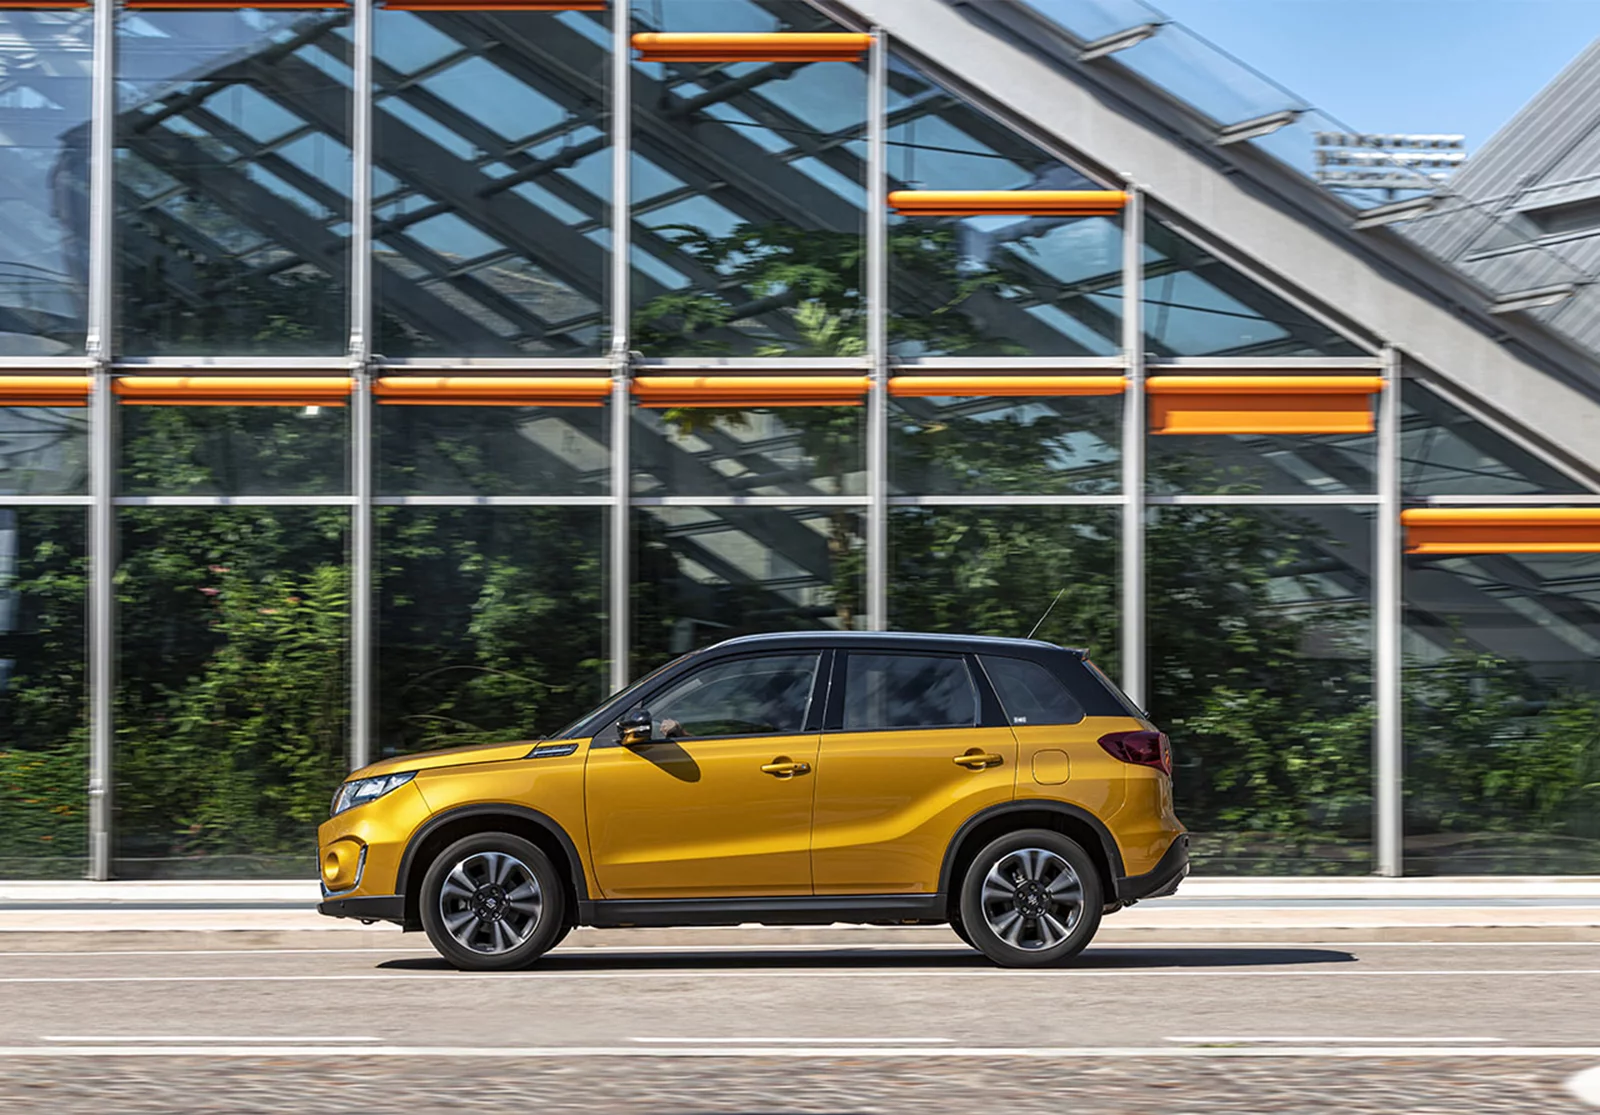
top-left (1166, 1036), bottom-right (1505, 1044)
top-left (631, 1037), bottom-right (954, 1044)
top-left (0, 1044), bottom-right (1597, 1060)
top-left (1568, 1065), bottom-right (1600, 1108)
top-left (0, 968), bottom-right (1597, 985)
top-left (42, 1036), bottom-right (381, 1044)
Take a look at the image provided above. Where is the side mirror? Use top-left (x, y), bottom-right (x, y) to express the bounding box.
top-left (618, 708), bottom-right (653, 747)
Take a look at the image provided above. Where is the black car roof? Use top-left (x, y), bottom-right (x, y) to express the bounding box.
top-left (703, 631), bottom-right (1089, 657)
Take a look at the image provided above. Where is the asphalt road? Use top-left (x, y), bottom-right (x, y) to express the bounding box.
top-left (0, 938), bottom-right (1596, 1112)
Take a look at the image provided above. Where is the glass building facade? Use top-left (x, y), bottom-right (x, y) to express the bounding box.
top-left (2, 0), bottom-right (1597, 879)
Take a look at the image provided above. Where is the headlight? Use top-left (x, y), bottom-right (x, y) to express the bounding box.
top-left (330, 771), bottom-right (416, 817)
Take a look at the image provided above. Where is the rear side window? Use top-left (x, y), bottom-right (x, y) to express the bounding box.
top-left (843, 653), bottom-right (976, 731)
top-left (981, 656), bottom-right (1085, 726)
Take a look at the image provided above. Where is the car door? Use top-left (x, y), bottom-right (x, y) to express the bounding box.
top-left (584, 650), bottom-right (826, 899)
top-left (810, 650), bottom-right (1018, 895)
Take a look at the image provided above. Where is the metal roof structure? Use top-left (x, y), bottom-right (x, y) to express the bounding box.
top-left (1401, 38), bottom-right (1600, 362)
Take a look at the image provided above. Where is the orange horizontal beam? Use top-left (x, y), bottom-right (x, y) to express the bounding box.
top-left (113, 376), bottom-right (354, 406)
top-left (1145, 376), bottom-right (1384, 395)
top-left (0, 376), bottom-right (92, 407)
top-left (1146, 375), bottom-right (1382, 436)
top-left (888, 190), bottom-right (1126, 217)
top-left (889, 375), bottom-right (1125, 398)
top-left (632, 32), bottom-right (872, 63)
top-left (382, 0), bottom-right (600, 8)
top-left (0, 1), bottom-right (87, 7)
top-left (124, 0), bottom-right (345, 6)
top-left (374, 375), bottom-right (612, 406)
top-left (632, 375), bottom-right (869, 408)
top-left (1401, 508), bottom-right (1600, 554)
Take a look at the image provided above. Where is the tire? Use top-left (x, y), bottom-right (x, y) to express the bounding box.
top-left (420, 832), bottom-right (567, 971)
top-left (948, 918), bottom-right (975, 949)
top-left (958, 829), bottom-right (1102, 969)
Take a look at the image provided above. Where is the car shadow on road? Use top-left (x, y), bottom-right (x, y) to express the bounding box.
top-left (377, 946), bottom-right (1355, 972)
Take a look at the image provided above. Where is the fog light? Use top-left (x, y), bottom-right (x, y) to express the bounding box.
top-left (321, 839), bottom-right (365, 893)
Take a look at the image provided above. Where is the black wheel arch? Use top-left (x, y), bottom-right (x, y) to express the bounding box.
top-left (939, 801), bottom-right (1127, 908)
top-left (397, 803), bottom-right (590, 929)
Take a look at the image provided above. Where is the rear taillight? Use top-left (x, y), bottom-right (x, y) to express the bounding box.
top-left (1098, 729), bottom-right (1172, 776)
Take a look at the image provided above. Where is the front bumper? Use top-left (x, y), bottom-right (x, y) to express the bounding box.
top-left (1117, 833), bottom-right (1189, 902)
top-left (317, 894), bottom-right (406, 924)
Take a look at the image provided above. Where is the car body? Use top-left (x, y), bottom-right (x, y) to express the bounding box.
top-left (317, 631), bottom-right (1188, 968)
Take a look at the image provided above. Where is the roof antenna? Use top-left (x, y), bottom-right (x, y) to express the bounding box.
top-left (1026, 588), bottom-right (1067, 640)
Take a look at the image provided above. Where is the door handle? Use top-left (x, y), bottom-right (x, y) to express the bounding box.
top-left (761, 758), bottom-right (811, 777)
top-left (953, 751), bottom-right (1004, 769)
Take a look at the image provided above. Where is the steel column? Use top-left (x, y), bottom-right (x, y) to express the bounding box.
top-left (85, 0), bottom-right (117, 880)
top-left (1119, 185), bottom-right (1146, 708)
top-left (1374, 343), bottom-right (1403, 876)
top-left (608, 3), bottom-right (633, 692)
top-left (864, 27), bottom-right (888, 631)
top-left (348, 0), bottom-right (375, 771)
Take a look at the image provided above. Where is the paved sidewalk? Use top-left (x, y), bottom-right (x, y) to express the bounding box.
top-left (2, 877), bottom-right (1598, 949)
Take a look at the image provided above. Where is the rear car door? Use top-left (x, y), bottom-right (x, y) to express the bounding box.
top-left (810, 650), bottom-right (1018, 894)
top-left (584, 651), bottom-right (825, 899)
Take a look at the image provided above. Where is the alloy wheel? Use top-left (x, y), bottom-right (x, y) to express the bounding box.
top-left (437, 850), bottom-right (543, 955)
top-left (978, 847), bottom-right (1083, 951)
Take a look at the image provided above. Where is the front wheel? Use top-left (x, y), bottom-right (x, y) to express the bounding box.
top-left (958, 829), bottom-right (1102, 968)
top-left (420, 832), bottom-right (567, 971)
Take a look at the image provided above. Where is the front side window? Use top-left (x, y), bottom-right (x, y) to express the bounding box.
top-left (646, 653), bottom-right (821, 740)
top-left (981, 656), bottom-right (1084, 726)
top-left (843, 653), bottom-right (976, 731)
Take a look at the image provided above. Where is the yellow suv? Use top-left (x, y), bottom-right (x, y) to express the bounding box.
top-left (318, 633), bottom-right (1187, 969)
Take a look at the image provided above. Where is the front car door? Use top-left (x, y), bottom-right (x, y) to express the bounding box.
top-left (810, 650), bottom-right (1018, 894)
top-left (584, 650), bottom-right (826, 899)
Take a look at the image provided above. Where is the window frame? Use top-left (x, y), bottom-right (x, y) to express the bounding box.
top-left (977, 653), bottom-right (1087, 727)
top-left (824, 649), bottom-right (1004, 734)
top-left (590, 648), bottom-right (832, 747)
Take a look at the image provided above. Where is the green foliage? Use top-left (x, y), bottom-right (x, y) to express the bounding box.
top-left (5, 217), bottom-right (1600, 880)
top-left (1405, 647), bottom-right (1600, 870)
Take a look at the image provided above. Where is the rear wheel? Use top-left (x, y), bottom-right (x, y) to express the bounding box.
top-left (958, 829), bottom-right (1102, 968)
top-left (420, 832), bottom-right (567, 971)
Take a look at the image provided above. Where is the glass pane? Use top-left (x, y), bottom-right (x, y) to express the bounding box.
top-left (114, 508), bottom-right (348, 878)
top-left (119, 404), bottom-right (349, 496)
top-left (0, 508), bottom-right (86, 877)
top-left (377, 404), bottom-right (608, 496)
top-left (0, 10), bottom-right (90, 355)
top-left (982, 655), bottom-right (1085, 726)
top-left (1148, 427), bottom-right (1374, 496)
top-left (648, 653), bottom-right (820, 739)
top-left (1144, 220), bottom-right (1362, 357)
top-left (1402, 379), bottom-right (1587, 497)
top-left (1149, 505), bottom-right (1373, 874)
top-left (844, 653), bottom-right (976, 731)
top-left (888, 506), bottom-right (1119, 666)
top-left (890, 395), bottom-right (1119, 495)
top-left (1404, 552), bottom-right (1600, 874)
top-left (888, 57), bottom-right (1119, 358)
top-left (633, 405), bottom-right (864, 498)
top-left (631, 1), bottom-right (866, 357)
top-left (633, 506), bottom-right (863, 674)
top-left (115, 9), bottom-right (352, 355)
top-left (0, 406), bottom-right (88, 496)
top-left (376, 507), bottom-right (606, 756)
top-left (375, 9), bottom-right (610, 356)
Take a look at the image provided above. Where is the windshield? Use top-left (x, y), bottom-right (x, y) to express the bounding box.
top-left (549, 652), bottom-right (695, 739)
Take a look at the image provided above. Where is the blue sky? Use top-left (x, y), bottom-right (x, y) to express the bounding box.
top-left (1153, 0), bottom-right (1600, 152)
